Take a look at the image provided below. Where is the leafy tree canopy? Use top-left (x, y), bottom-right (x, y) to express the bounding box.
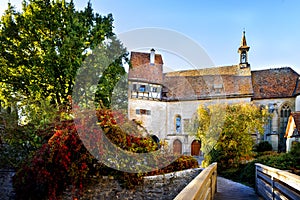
top-left (195, 103), bottom-right (269, 168)
top-left (0, 0), bottom-right (127, 117)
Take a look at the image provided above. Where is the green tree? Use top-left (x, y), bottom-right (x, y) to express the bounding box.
top-left (196, 103), bottom-right (269, 168)
top-left (0, 0), bottom-right (128, 169)
top-left (0, 0), bottom-right (126, 114)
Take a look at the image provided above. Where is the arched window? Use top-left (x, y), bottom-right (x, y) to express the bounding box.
top-left (175, 115), bottom-right (181, 133)
top-left (173, 139), bottom-right (182, 154)
top-left (280, 104), bottom-right (291, 136)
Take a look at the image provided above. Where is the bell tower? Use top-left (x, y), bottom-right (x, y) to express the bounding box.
top-left (238, 31), bottom-right (250, 68)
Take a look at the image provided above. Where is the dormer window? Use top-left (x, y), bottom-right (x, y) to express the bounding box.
top-left (213, 84), bottom-right (223, 94)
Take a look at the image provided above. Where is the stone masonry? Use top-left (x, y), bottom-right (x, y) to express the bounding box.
top-left (62, 168), bottom-right (202, 200)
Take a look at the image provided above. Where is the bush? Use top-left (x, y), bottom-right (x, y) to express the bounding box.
top-left (239, 148), bottom-right (300, 187)
top-left (14, 108), bottom-right (195, 199)
top-left (147, 155), bottom-right (198, 175)
top-left (254, 141), bottom-right (273, 153)
top-left (13, 120), bottom-right (95, 200)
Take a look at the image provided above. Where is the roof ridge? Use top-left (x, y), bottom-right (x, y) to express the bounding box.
top-left (252, 66), bottom-right (295, 72)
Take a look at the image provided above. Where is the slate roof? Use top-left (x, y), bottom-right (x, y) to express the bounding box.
top-left (129, 51), bottom-right (163, 84)
top-left (251, 67), bottom-right (299, 99)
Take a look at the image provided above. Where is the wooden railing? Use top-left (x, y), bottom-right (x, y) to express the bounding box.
top-left (174, 162), bottom-right (217, 200)
top-left (255, 163), bottom-right (300, 200)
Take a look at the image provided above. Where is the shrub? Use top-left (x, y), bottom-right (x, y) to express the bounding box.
top-left (239, 149), bottom-right (300, 187)
top-left (254, 141), bottom-right (273, 153)
top-left (0, 122), bottom-right (54, 169)
top-left (13, 120), bottom-right (95, 200)
top-left (13, 108), bottom-right (166, 199)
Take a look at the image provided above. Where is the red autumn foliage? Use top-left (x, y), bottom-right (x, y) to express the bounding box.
top-left (13, 108), bottom-right (198, 199)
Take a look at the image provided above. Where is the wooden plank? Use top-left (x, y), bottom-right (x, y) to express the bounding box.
top-left (257, 187), bottom-right (272, 200)
top-left (255, 163), bottom-right (300, 191)
top-left (174, 162), bottom-right (217, 200)
top-left (274, 191), bottom-right (289, 200)
top-left (257, 171), bottom-right (272, 185)
top-left (274, 181), bottom-right (300, 200)
top-left (205, 189), bottom-right (211, 200)
top-left (257, 178), bottom-right (273, 200)
top-left (257, 177), bottom-right (273, 194)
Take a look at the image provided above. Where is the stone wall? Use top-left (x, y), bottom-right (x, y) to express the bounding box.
top-left (0, 169), bottom-right (15, 200)
top-left (4, 168), bottom-right (201, 199)
top-left (142, 168), bottom-right (202, 199)
top-left (62, 168), bottom-right (202, 200)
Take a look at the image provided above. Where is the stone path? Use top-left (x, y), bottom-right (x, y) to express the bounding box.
top-left (214, 177), bottom-right (262, 200)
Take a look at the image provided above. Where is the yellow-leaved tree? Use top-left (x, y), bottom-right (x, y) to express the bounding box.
top-left (195, 103), bottom-right (269, 169)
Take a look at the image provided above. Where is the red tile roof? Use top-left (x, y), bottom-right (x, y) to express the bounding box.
top-left (162, 65), bottom-right (253, 100)
top-left (130, 51), bottom-right (163, 66)
top-left (129, 51), bottom-right (164, 84)
top-left (129, 51), bottom-right (300, 101)
top-left (163, 75), bottom-right (253, 100)
top-left (251, 67), bottom-right (299, 99)
top-left (293, 78), bottom-right (300, 96)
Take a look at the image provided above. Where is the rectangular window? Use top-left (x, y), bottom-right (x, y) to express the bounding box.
top-left (152, 87), bottom-right (157, 92)
top-left (136, 109), bottom-right (151, 115)
top-left (139, 85), bottom-right (146, 92)
top-left (140, 109), bottom-right (147, 115)
top-left (176, 115), bottom-right (181, 133)
top-left (132, 84), bottom-right (137, 91)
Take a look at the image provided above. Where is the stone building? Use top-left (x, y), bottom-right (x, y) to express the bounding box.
top-left (127, 32), bottom-right (300, 154)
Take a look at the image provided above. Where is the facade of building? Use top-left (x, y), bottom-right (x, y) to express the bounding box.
top-left (128, 32), bottom-right (300, 155)
top-left (284, 112), bottom-right (300, 152)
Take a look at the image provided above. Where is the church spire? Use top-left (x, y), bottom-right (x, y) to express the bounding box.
top-left (240, 31), bottom-right (248, 47)
top-left (238, 31), bottom-right (250, 68)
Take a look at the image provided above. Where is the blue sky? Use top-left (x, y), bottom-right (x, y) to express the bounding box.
top-left (1, 0), bottom-right (300, 73)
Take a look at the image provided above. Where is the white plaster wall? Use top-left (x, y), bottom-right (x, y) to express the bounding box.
top-left (267, 134), bottom-right (279, 151)
top-left (165, 97), bottom-right (252, 154)
top-left (286, 138), bottom-right (298, 152)
top-left (128, 99), bottom-right (167, 140)
top-left (296, 95), bottom-right (300, 111)
top-left (165, 97), bottom-right (252, 136)
top-left (129, 97), bottom-right (253, 155)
